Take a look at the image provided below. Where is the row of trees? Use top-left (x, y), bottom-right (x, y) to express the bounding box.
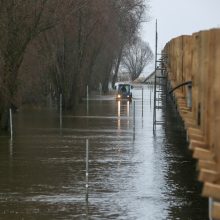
top-left (0, 0), bottom-right (152, 130)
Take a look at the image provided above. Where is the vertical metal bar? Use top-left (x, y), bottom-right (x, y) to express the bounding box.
top-left (9, 108), bottom-right (13, 140)
top-left (99, 82), bottom-right (102, 96)
top-left (60, 94), bottom-right (62, 129)
top-left (86, 139), bottom-right (89, 201)
top-left (209, 197), bottom-right (213, 220)
top-left (87, 85), bottom-right (89, 114)
top-left (153, 19), bottom-right (158, 132)
top-left (164, 68), bottom-right (168, 128)
top-left (133, 101), bottom-right (135, 140)
top-left (133, 101), bottom-right (136, 127)
top-left (142, 87), bottom-right (143, 118)
top-left (155, 20), bottom-right (158, 72)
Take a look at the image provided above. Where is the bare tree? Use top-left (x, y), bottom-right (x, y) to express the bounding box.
top-left (122, 38), bottom-right (153, 81)
top-left (111, 0), bottom-right (148, 87)
top-left (0, 0), bottom-right (150, 130)
top-left (0, 0), bottom-right (90, 129)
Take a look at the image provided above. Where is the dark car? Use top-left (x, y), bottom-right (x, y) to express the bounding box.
top-left (116, 83), bottom-right (133, 101)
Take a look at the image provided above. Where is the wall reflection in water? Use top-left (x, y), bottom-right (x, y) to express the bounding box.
top-left (0, 87), bottom-right (208, 220)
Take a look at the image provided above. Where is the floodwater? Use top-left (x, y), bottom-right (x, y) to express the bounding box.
top-left (0, 86), bottom-right (208, 220)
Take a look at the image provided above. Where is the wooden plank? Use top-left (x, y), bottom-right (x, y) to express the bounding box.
top-left (180, 111), bottom-right (192, 120)
top-left (214, 30), bottom-right (220, 173)
top-left (185, 121), bottom-right (197, 130)
top-left (187, 127), bottom-right (203, 141)
top-left (184, 115), bottom-right (197, 129)
top-left (183, 36), bottom-right (193, 97)
top-left (198, 160), bottom-right (217, 171)
top-left (193, 147), bottom-right (214, 160)
top-left (184, 117), bottom-right (194, 123)
top-left (174, 90), bottom-right (184, 98)
top-left (191, 32), bottom-right (200, 125)
top-left (199, 169), bottom-right (220, 183)
top-left (183, 112), bottom-right (193, 120)
top-left (203, 182), bottom-right (220, 199)
top-left (199, 31), bottom-right (210, 143)
top-left (179, 107), bottom-right (190, 112)
top-left (188, 127), bottom-right (202, 135)
top-left (189, 140), bottom-right (208, 150)
top-left (212, 202), bottom-right (220, 219)
top-left (188, 133), bottom-right (204, 142)
top-left (178, 100), bottom-right (186, 105)
top-left (165, 29), bottom-right (220, 197)
top-left (215, 119), bottom-right (220, 173)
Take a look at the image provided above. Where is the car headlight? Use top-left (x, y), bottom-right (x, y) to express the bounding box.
top-left (117, 94), bottom-right (121, 98)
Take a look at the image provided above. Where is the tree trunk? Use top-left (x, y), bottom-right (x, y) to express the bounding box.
top-left (0, 62), bottom-right (19, 131)
top-left (0, 108), bottom-right (9, 131)
top-left (112, 46), bottom-right (123, 88)
top-left (103, 60), bottom-right (114, 93)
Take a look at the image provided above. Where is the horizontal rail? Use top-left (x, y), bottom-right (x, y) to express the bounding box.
top-left (169, 81), bottom-right (192, 94)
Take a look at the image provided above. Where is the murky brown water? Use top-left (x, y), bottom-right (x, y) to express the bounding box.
top-left (0, 86), bottom-right (208, 219)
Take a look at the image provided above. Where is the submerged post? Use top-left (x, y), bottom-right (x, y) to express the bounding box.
top-left (86, 139), bottom-right (89, 201)
top-left (9, 108), bottom-right (13, 140)
top-left (209, 198), bottom-right (213, 220)
top-left (99, 82), bottom-right (102, 96)
top-left (142, 87), bottom-right (144, 118)
top-left (133, 101), bottom-right (135, 140)
top-left (87, 85), bottom-right (89, 114)
top-left (186, 84), bottom-right (192, 109)
top-left (60, 94), bottom-right (62, 129)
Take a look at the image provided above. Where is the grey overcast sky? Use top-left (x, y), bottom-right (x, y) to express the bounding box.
top-left (141, 0), bottom-right (220, 74)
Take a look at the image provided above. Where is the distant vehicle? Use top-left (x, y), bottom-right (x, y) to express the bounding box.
top-left (115, 83), bottom-right (133, 101)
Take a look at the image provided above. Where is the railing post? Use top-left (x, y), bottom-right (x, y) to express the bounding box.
top-left (142, 87), bottom-right (144, 118)
top-left (9, 108), bottom-right (13, 140)
top-left (133, 101), bottom-right (135, 140)
top-left (86, 139), bottom-right (89, 201)
top-left (60, 94), bottom-right (62, 129)
top-left (209, 197), bottom-right (213, 220)
top-left (87, 85), bottom-right (89, 115)
top-left (99, 82), bottom-right (102, 96)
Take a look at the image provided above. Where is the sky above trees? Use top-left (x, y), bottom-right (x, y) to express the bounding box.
top-left (141, 0), bottom-right (220, 75)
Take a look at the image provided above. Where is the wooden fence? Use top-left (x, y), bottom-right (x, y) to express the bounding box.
top-left (164, 28), bottom-right (220, 219)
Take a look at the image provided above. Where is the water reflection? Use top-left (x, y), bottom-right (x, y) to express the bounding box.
top-left (9, 139), bottom-right (13, 158)
top-left (0, 86), bottom-right (208, 220)
top-left (117, 100), bottom-right (130, 131)
top-left (117, 100), bottom-right (121, 130)
top-left (127, 101), bottom-right (130, 129)
top-left (127, 101), bottom-right (130, 117)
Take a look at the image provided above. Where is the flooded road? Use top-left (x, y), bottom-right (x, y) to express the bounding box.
top-left (0, 86), bottom-right (208, 219)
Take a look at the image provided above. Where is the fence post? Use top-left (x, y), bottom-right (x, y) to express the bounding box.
top-left (99, 82), bottom-right (102, 96)
top-left (209, 198), bottom-right (213, 220)
top-left (9, 108), bottom-right (13, 140)
top-left (60, 94), bottom-right (62, 129)
top-left (133, 101), bottom-right (135, 140)
top-left (87, 85), bottom-right (89, 114)
top-left (142, 87), bottom-right (144, 118)
top-left (86, 139), bottom-right (89, 201)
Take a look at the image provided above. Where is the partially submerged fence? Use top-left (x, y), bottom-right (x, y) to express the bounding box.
top-left (164, 28), bottom-right (220, 219)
